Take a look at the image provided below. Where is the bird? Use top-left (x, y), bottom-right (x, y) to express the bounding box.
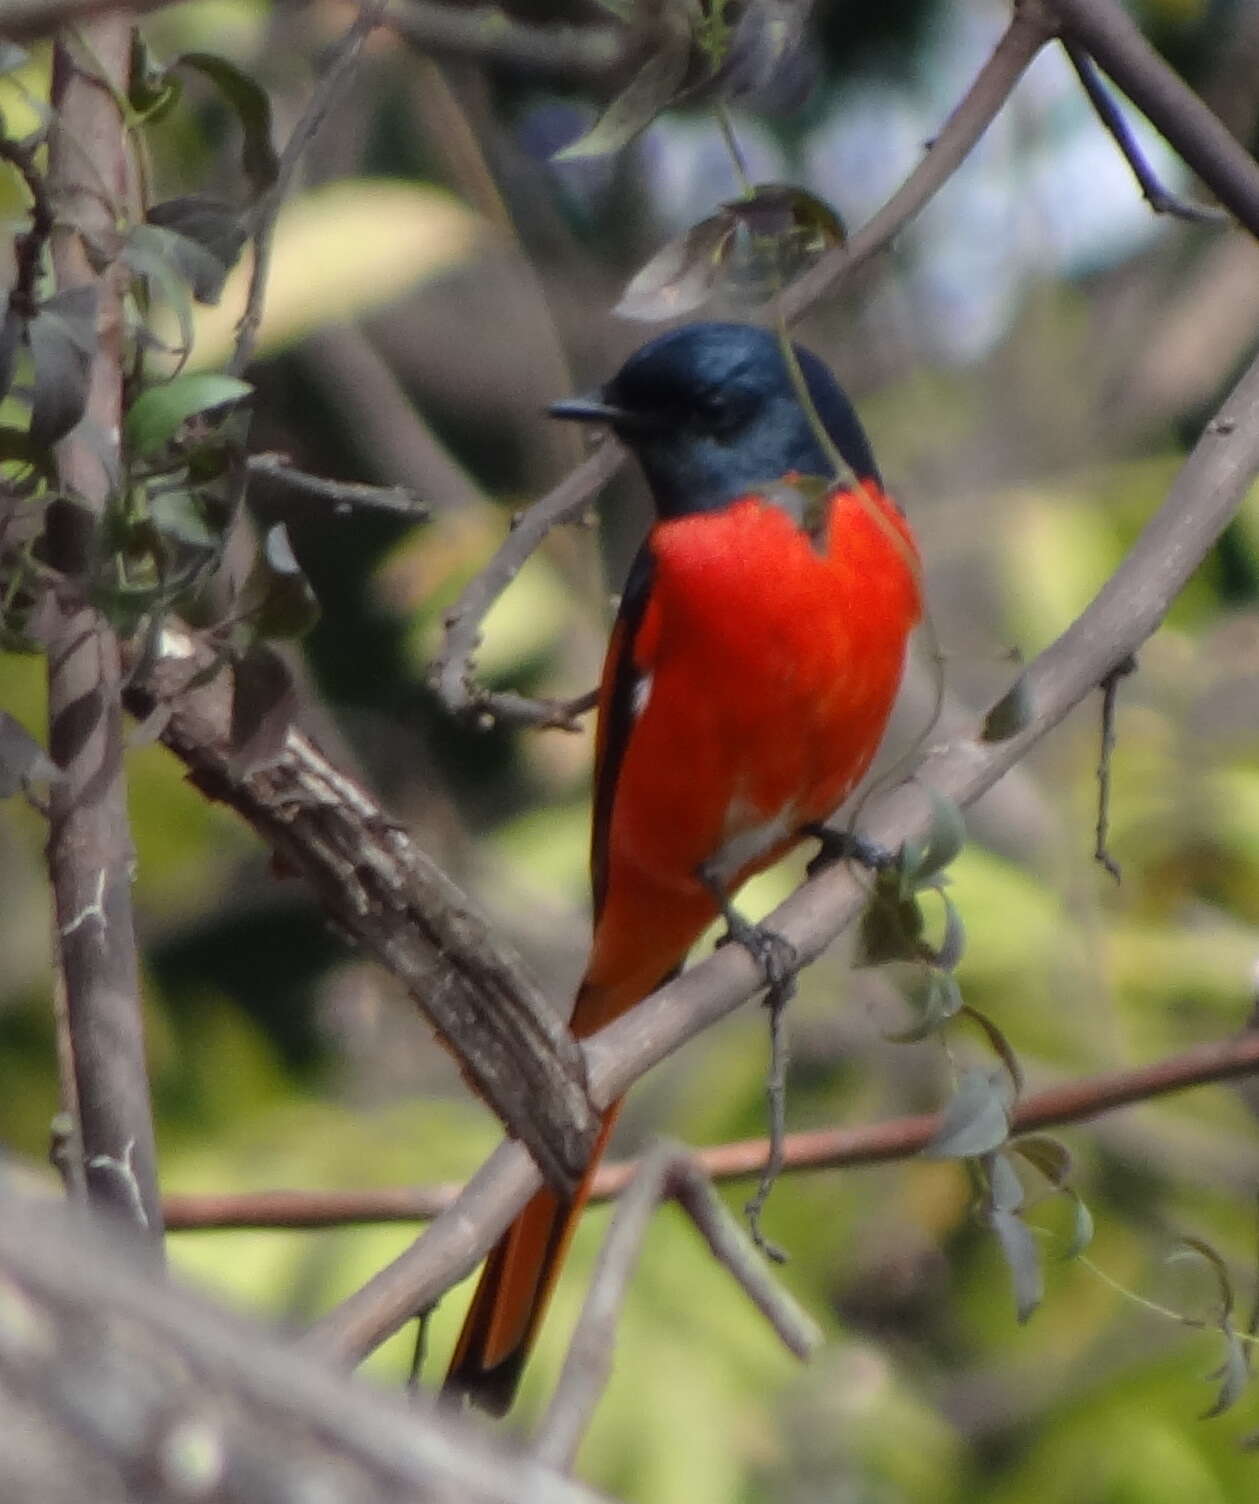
top-left (444, 320), bottom-right (921, 1415)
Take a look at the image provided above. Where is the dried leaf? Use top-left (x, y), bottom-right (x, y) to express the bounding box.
top-left (614, 216), bottom-right (734, 322)
top-left (923, 1067), bottom-right (1011, 1159)
top-left (555, 39), bottom-right (691, 160)
top-left (982, 673), bottom-right (1033, 742)
top-left (29, 286), bottom-right (98, 447)
top-left (229, 642), bottom-right (298, 776)
top-left (0, 298), bottom-right (22, 403)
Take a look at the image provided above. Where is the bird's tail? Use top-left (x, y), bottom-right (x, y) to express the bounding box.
top-left (443, 1099), bottom-right (622, 1415)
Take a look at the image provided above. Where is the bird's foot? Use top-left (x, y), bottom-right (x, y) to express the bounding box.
top-left (700, 864), bottom-right (798, 1000)
top-left (803, 823), bottom-right (894, 880)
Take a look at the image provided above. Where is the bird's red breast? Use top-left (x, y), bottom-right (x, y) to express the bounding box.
top-left (580, 480), bottom-right (920, 1031)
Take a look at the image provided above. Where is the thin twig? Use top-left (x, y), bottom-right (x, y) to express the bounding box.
top-left (430, 441), bottom-right (622, 728)
top-left (246, 452), bottom-right (429, 519)
top-left (744, 983), bottom-right (791, 1263)
top-left (165, 1028), bottom-right (1259, 1234)
top-left (533, 1141), bottom-right (819, 1473)
top-left (303, 334), bottom-right (1259, 1369)
top-left (1064, 39), bottom-right (1228, 225)
top-left (1050, 0), bottom-right (1259, 240)
top-left (385, 0), bottom-right (629, 83)
top-left (230, 1), bottom-right (386, 375)
top-left (1095, 653), bottom-right (1135, 882)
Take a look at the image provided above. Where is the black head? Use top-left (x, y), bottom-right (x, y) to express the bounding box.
top-left (550, 322), bottom-right (879, 520)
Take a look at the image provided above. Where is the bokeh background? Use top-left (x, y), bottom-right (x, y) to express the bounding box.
top-left (6, 0), bottom-right (1259, 1497)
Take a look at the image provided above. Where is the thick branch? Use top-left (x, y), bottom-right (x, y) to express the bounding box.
top-left (121, 629), bottom-right (598, 1196)
top-left (387, 0), bottom-right (629, 83)
top-left (306, 337), bottom-right (1259, 1367)
top-left (0, 1189), bottom-right (604, 1504)
top-left (44, 19), bottom-right (163, 1247)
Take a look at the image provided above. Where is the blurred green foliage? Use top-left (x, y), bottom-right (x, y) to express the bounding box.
top-left (5, 0), bottom-right (1259, 1499)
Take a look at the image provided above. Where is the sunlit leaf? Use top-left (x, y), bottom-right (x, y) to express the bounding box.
top-left (29, 286), bottom-right (98, 447)
top-left (177, 52), bottom-right (279, 196)
top-left (0, 711), bottom-right (60, 798)
top-left (125, 373), bottom-right (252, 457)
top-left (990, 1207), bottom-right (1043, 1323)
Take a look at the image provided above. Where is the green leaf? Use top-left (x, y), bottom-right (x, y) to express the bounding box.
top-left (148, 198), bottom-right (247, 300)
top-left (959, 1004), bottom-right (1026, 1097)
top-left (901, 788), bottom-right (966, 892)
top-left (125, 373), bottom-right (252, 457)
top-left (885, 969), bottom-right (961, 1043)
top-left (1169, 1236), bottom-right (1235, 1322)
top-left (982, 672), bottom-right (1033, 742)
top-left (931, 890), bottom-right (966, 970)
top-left (1011, 1135), bottom-right (1073, 1190)
top-left (923, 1067), bottom-right (1011, 1160)
top-left (128, 31), bottom-right (180, 120)
top-left (29, 286), bottom-right (98, 447)
top-left (1202, 1320), bottom-right (1249, 1419)
top-left (855, 875), bottom-right (925, 967)
top-left (987, 1151), bottom-right (1025, 1215)
top-left (149, 488), bottom-right (220, 551)
top-left (122, 225), bottom-right (198, 360)
top-left (990, 1207), bottom-right (1043, 1323)
top-left (555, 39), bottom-right (691, 160)
top-left (0, 43), bottom-right (29, 74)
top-left (238, 523), bottom-right (320, 640)
top-left (1062, 1190), bottom-right (1094, 1260)
top-left (177, 52), bottom-right (279, 196)
top-left (0, 711), bottom-right (60, 798)
top-left (127, 220), bottom-right (233, 311)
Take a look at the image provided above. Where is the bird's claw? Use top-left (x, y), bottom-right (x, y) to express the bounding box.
top-left (803, 823), bottom-right (894, 879)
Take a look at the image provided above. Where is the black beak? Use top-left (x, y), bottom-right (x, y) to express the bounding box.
top-left (547, 393), bottom-right (632, 425)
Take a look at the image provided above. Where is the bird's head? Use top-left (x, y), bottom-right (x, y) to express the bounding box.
top-left (549, 322), bottom-right (878, 520)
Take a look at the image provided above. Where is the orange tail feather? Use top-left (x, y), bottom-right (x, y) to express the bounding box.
top-left (444, 1101), bottom-right (622, 1415)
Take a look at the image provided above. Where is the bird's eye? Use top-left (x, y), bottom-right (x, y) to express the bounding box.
top-left (694, 388), bottom-right (740, 435)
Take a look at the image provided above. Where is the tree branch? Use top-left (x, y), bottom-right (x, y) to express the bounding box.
top-left (164, 1029), bottom-right (1259, 1232)
top-left (0, 1187), bottom-right (605, 1504)
top-left (230, 1), bottom-right (387, 377)
top-left (121, 626), bottom-right (598, 1196)
top-left (533, 1141), bottom-right (820, 1473)
top-left (304, 334), bottom-right (1259, 1369)
top-left (246, 452), bottom-right (429, 520)
top-left (43, 17), bottom-right (164, 1250)
top-left (385, 0), bottom-right (630, 83)
top-left (1050, 0), bottom-right (1259, 238)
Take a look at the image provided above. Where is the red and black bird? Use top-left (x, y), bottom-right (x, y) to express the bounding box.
top-left (446, 321), bottom-right (921, 1414)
